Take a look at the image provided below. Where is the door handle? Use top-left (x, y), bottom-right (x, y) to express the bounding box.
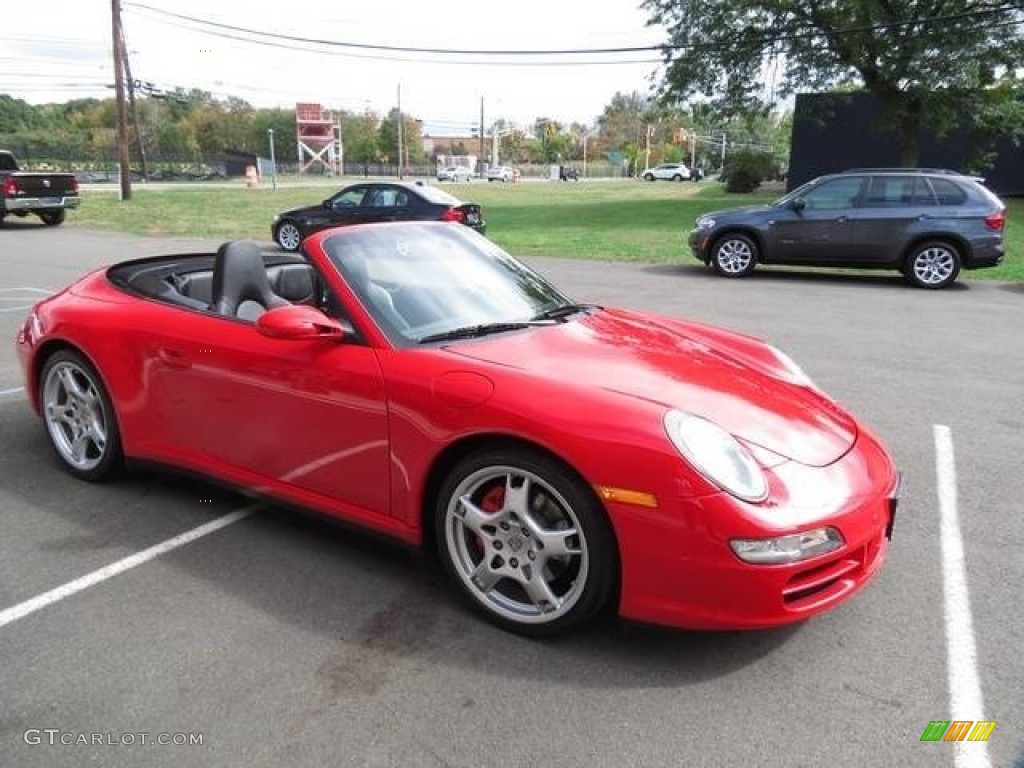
top-left (835, 216), bottom-right (849, 223)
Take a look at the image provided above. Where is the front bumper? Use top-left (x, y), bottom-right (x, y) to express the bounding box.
top-left (687, 229), bottom-right (710, 262)
top-left (4, 195), bottom-right (80, 212)
top-left (610, 428), bottom-right (899, 630)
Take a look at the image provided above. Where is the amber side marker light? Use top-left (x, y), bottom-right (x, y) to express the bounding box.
top-left (594, 486), bottom-right (658, 509)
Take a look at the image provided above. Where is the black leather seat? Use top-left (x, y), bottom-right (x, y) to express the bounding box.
top-left (211, 241), bottom-right (290, 320)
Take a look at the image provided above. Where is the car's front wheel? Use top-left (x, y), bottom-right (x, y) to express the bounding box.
top-left (39, 210), bottom-right (66, 226)
top-left (672, 174), bottom-right (683, 181)
top-left (905, 241), bottom-right (961, 289)
top-left (643, 173), bottom-right (655, 181)
top-left (40, 349), bottom-right (123, 482)
top-left (275, 221), bottom-right (303, 252)
top-left (710, 233), bottom-right (759, 277)
top-left (436, 447), bottom-right (617, 637)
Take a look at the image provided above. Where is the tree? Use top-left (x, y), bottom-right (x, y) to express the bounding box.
top-left (643, 0), bottom-right (1024, 165)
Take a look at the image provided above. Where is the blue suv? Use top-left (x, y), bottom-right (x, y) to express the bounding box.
top-left (688, 169), bottom-right (1006, 289)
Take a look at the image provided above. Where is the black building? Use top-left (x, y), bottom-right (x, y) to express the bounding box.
top-left (787, 92), bottom-right (1024, 196)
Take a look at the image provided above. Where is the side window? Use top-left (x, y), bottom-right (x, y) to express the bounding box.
top-left (802, 177), bottom-right (864, 210)
top-left (332, 188), bottom-right (365, 208)
top-left (928, 178), bottom-right (967, 206)
top-left (368, 188), bottom-right (400, 207)
top-left (909, 177), bottom-right (937, 205)
top-left (394, 190), bottom-right (409, 207)
top-left (864, 177), bottom-right (912, 206)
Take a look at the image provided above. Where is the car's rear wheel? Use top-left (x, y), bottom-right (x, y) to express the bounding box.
top-left (711, 233), bottom-right (758, 277)
top-left (643, 173), bottom-right (655, 181)
top-left (39, 210), bottom-right (66, 226)
top-left (905, 241), bottom-right (961, 289)
top-left (40, 349), bottom-right (123, 482)
top-left (435, 447), bottom-right (617, 637)
top-left (275, 221), bottom-right (303, 252)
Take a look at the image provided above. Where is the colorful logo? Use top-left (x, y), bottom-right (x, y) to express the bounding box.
top-left (921, 721), bottom-right (997, 742)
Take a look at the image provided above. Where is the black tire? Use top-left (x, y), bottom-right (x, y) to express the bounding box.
top-left (672, 174), bottom-right (683, 181)
top-left (643, 173), bottom-right (655, 181)
top-left (39, 349), bottom-right (123, 482)
top-left (39, 210), bottom-right (66, 226)
top-left (435, 447), bottom-right (617, 637)
top-left (904, 240), bottom-right (961, 289)
top-left (275, 220), bottom-right (303, 252)
top-left (710, 233), bottom-right (759, 278)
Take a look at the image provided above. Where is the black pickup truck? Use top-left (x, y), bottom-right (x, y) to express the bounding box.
top-left (0, 150), bottom-right (80, 226)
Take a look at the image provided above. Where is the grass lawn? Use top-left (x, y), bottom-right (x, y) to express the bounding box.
top-left (72, 179), bottom-right (1024, 282)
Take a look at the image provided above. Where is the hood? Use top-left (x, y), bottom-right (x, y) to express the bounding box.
top-left (446, 309), bottom-right (856, 467)
top-left (279, 202), bottom-right (328, 220)
top-left (710, 203), bottom-right (776, 219)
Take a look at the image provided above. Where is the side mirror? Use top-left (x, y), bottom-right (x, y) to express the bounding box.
top-left (256, 304), bottom-right (346, 341)
top-left (323, 199), bottom-right (333, 209)
top-left (791, 197), bottom-right (806, 212)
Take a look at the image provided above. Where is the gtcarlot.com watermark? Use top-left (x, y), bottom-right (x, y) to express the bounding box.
top-left (24, 729), bottom-right (203, 747)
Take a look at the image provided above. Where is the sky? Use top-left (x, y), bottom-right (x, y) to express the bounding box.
top-left (5, 1), bottom-right (669, 134)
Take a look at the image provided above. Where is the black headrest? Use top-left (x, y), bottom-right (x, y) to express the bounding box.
top-left (212, 241), bottom-right (289, 317)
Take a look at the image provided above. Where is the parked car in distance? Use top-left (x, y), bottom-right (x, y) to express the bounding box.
top-left (486, 165), bottom-right (515, 182)
top-left (272, 181), bottom-right (486, 251)
top-left (559, 165), bottom-right (580, 181)
top-left (17, 221), bottom-right (899, 637)
top-left (0, 150), bottom-right (80, 226)
top-left (437, 166), bottom-right (473, 182)
top-left (688, 168), bottom-right (1006, 289)
top-left (642, 162), bottom-right (690, 182)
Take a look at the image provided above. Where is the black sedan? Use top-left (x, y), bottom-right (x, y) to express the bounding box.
top-left (272, 181), bottom-right (486, 251)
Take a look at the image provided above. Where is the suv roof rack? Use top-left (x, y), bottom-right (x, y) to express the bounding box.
top-left (841, 167), bottom-right (987, 184)
top-left (842, 167), bottom-right (966, 175)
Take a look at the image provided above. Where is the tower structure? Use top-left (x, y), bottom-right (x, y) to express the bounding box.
top-left (295, 103), bottom-right (342, 174)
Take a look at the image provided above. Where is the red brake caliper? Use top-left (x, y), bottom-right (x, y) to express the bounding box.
top-left (474, 484), bottom-right (506, 554)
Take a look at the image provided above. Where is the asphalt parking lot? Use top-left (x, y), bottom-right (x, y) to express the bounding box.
top-left (1, 223), bottom-right (1021, 768)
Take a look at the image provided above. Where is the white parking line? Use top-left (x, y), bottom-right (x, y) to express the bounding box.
top-left (0, 508), bottom-right (255, 630)
top-left (0, 387), bottom-right (25, 397)
top-left (0, 287), bottom-right (52, 294)
top-left (935, 424), bottom-right (991, 768)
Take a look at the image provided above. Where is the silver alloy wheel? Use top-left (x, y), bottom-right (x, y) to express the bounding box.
top-left (715, 237), bottom-right (754, 274)
top-left (912, 245), bottom-right (957, 286)
top-left (42, 360), bottom-right (109, 472)
top-left (277, 222), bottom-right (302, 251)
top-left (444, 465), bottom-right (589, 625)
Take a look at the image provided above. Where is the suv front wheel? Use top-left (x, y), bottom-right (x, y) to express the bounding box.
top-left (905, 241), bottom-right (961, 289)
top-left (711, 233), bottom-right (758, 278)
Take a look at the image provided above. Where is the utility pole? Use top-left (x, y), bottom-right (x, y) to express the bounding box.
top-left (118, 16), bottom-right (147, 181)
top-left (478, 96), bottom-right (484, 173)
top-left (111, 0), bottom-right (131, 200)
top-left (396, 84), bottom-right (403, 180)
top-left (644, 124), bottom-right (653, 173)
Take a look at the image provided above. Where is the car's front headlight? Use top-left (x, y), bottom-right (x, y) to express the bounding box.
top-left (695, 216), bottom-right (716, 230)
top-left (272, 214), bottom-right (280, 223)
top-left (664, 410), bottom-right (767, 502)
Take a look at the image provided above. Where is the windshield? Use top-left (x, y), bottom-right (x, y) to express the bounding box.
top-left (323, 223), bottom-right (572, 344)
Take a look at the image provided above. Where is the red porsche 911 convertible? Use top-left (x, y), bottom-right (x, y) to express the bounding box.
top-left (16, 221), bottom-right (900, 636)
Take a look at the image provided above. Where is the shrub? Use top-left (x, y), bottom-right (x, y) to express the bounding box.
top-left (725, 149), bottom-right (777, 193)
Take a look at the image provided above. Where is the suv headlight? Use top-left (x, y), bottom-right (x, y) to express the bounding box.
top-left (695, 216), bottom-right (716, 230)
top-left (664, 410), bottom-right (767, 502)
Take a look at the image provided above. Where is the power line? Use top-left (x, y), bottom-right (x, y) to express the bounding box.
top-left (124, 1), bottom-right (1021, 58)
top-left (124, 3), bottom-right (661, 55)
